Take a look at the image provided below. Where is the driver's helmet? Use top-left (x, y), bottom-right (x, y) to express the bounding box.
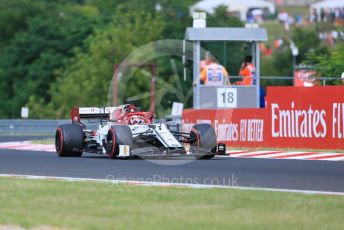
top-left (122, 104), bottom-right (137, 114)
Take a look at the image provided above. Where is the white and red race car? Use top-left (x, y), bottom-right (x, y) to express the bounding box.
top-left (55, 104), bottom-right (222, 159)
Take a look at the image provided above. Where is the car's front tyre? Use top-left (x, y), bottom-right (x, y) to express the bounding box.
top-left (105, 125), bottom-right (133, 159)
top-left (190, 124), bottom-right (217, 159)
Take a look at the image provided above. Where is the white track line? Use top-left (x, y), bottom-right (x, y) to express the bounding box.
top-left (0, 173), bottom-right (343, 196)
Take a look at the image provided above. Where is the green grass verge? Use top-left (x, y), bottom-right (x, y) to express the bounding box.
top-left (0, 178), bottom-right (343, 230)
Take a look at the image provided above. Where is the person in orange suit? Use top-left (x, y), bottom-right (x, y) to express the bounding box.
top-left (238, 55), bottom-right (255, 86)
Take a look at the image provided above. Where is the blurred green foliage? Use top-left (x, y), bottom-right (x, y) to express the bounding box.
top-left (0, 0), bottom-right (99, 117)
top-left (305, 43), bottom-right (344, 85)
top-left (260, 27), bottom-right (332, 87)
top-left (0, 0), bottom-right (243, 118)
top-left (29, 11), bottom-right (165, 118)
top-left (0, 0), bottom-right (337, 118)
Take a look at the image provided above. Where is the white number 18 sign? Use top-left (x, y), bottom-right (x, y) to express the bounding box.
top-left (217, 88), bottom-right (237, 108)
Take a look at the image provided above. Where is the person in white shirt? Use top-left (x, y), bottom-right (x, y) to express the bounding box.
top-left (199, 53), bottom-right (230, 86)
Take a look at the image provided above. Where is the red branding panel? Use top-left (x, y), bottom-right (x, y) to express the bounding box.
top-left (182, 86), bottom-right (344, 150)
top-left (266, 86), bottom-right (344, 150)
top-left (183, 109), bottom-right (266, 148)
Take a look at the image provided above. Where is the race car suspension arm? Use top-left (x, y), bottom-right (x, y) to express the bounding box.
top-left (170, 131), bottom-right (195, 143)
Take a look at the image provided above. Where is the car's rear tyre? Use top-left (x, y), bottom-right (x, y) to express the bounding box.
top-left (106, 125), bottom-right (133, 159)
top-left (55, 124), bottom-right (84, 157)
top-left (190, 124), bottom-right (217, 159)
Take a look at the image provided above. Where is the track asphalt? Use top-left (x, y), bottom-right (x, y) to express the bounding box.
top-left (0, 136), bottom-right (343, 193)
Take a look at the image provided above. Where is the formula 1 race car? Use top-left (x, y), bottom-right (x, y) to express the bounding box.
top-left (55, 104), bottom-right (221, 159)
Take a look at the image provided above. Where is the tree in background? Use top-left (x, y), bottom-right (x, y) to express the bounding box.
top-left (305, 43), bottom-right (344, 85)
top-left (0, 1), bottom-right (99, 117)
top-left (0, 0), bottom-right (197, 118)
top-left (23, 1), bottom-right (243, 118)
top-left (0, 0), bottom-right (45, 48)
top-left (27, 10), bottom-right (164, 118)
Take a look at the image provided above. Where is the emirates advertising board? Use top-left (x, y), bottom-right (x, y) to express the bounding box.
top-left (267, 86), bottom-right (344, 150)
top-left (182, 86), bottom-right (344, 150)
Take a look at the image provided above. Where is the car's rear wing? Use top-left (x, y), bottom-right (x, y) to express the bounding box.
top-left (71, 107), bottom-right (119, 122)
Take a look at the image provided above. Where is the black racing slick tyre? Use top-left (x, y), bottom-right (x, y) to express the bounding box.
top-left (106, 125), bottom-right (133, 159)
top-left (55, 124), bottom-right (84, 157)
top-left (190, 124), bottom-right (217, 159)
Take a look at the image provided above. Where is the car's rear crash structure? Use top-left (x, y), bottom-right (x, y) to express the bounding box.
top-left (55, 105), bottom-right (223, 159)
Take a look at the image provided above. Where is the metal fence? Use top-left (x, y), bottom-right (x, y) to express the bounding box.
top-left (0, 120), bottom-right (69, 135)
